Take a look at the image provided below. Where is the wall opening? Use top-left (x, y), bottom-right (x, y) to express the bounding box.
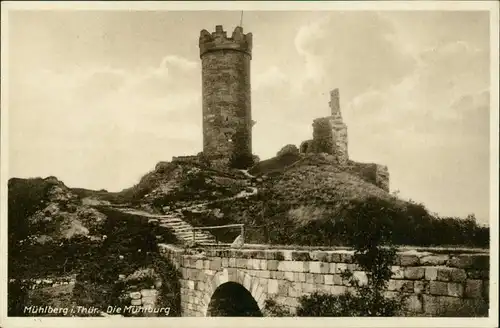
top-left (300, 142), bottom-right (308, 153)
top-left (206, 282), bottom-right (262, 317)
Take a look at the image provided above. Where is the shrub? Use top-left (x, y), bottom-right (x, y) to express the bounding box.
top-left (8, 203), bottom-right (182, 316)
top-left (230, 153), bottom-right (255, 170)
top-left (263, 299), bottom-right (292, 317)
top-left (276, 144), bottom-right (299, 158)
top-left (8, 280), bottom-right (29, 316)
top-left (148, 254), bottom-right (182, 316)
top-left (255, 194), bottom-right (489, 247)
top-left (8, 178), bottom-right (53, 243)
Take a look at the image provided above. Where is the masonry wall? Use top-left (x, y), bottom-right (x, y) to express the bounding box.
top-left (160, 245), bottom-right (490, 317)
top-left (311, 118), bottom-right (349, 166)
top-left (122, 288), bottom-right (160, 317)
top-left (299, 139), bottom-right (314, 154)
top-left (347, 161), bottom-right (390, 192)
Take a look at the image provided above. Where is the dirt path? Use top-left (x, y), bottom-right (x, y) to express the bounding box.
top-left (110, 186), bottom-right (258, 218)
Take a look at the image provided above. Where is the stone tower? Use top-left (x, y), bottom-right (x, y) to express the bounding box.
top-left (309, 88), bottom-right (349, 165)
top-left (199, 25), bottom-right (254, 168)
top-left (327, 88), bottom-right (348, 164)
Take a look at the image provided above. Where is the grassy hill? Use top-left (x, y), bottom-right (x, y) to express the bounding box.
top-left (7, 152), bottom-right (489, 316)
top-left (249, 152), bottom-right (302, 176)
top-left (65, 152), bottom-right (489, 248)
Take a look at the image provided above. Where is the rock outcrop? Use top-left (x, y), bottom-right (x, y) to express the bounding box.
top-left (8, 177), bottom-right (106, 244)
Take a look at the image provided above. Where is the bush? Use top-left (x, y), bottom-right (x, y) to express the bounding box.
top-left (256, 195), bottom-right (489, 248)
top-left (8, 280), bottom-right (29, 316)
top-left (148, 255), bottom-right (182, 316)
top-left (263, 299), bottom-right (293, 316)
top-left (8, 178), bottom-right (53, 243)
top-left (230, 153), bottom-right (255, 169)
top-left (276, 144), bottom-right (299, 158)
top-left (106, 254), bottom-right (181, 317)
top-left (297, 292), bottom-right (363, 316)
top-left (80, 213), bottom-right (181, 315)
top-left (8, 204), bottom-right (182, 316)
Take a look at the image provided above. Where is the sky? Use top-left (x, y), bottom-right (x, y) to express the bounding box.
top-left (5, 9), bottom-right (493, 224)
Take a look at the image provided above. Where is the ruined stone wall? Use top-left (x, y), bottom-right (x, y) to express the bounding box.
top-left (160, 245), bottom-right (490, 317)
top-left (172, 155), bottom-right (201, 165)
top-left (121, 288), bottom-right (160, 317)
top-left (200, 26), bottom-right (253, 167)
top-left (311, 118), bottom-right (335, 155)
top-left (299, 139), bottom-right (314, 154)
top-left (300, 89), bottom-right (349, 165)
top-left (311, 117), bottom-right (348, 165)
top-left (347, 161), bottom-right (390, 192)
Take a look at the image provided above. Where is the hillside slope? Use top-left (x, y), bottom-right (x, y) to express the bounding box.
top-left (67, 153), bottom-right (411, 246)
top-left (68, 151), bottom-right (487, 248)
top-left (8, 177), bottom-right (106, 244)
top-left (8, 177), bottom-right (182, 317)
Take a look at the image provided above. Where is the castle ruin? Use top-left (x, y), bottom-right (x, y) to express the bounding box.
top-left (299, 89), bottom-right (390, 192)
top-left (194, 25), bottom-right (389, 192)
top-left (300, 89), bottom-right (348, 165)
top-left (199, 25), bottom-right (255, 169)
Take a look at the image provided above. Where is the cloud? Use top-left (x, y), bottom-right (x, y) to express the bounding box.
top-left (345, 38), bottom-right (488, 126)
top-left (292, 12), bottom-right (418, 99)
top-left (74, 69), bottom-right (128, 103)
top-left (9, 55), bottom-right (202, 190)
top-left (293, 16), bottom-right (328, 85)
top-left (337, 35), bottom-right (490, 222)
top-left (253, 65), bottom-right (288, 90)
top-left (159, 55), bottom-right (198, 71)
top-left (251, 12), bottom-right (422, 158)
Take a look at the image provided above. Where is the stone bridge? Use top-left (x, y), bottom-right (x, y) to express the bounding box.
top-left (159, 244), bottom-right (490, 317)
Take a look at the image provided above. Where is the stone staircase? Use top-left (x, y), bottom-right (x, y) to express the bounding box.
top-left (150, 214), bottom-right (217, 245)
top-left (115, 207), bottom-right (217, 245)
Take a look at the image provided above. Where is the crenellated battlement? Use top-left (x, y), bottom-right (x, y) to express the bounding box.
top-left (199, 25), bottom-right (253, 58)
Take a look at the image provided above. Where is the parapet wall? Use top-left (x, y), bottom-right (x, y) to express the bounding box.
top-left (160, 244), bottom-right (490, 317)
top-left (172, 155), bottom-right (201, 165)
top-left (199, 25), bottom-right (253, 58)
top-left (172, 153), bottom-right (231, 171)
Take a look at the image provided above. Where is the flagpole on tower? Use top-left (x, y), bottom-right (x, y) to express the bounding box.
top-left (240, 11), bottom-right (244, 27)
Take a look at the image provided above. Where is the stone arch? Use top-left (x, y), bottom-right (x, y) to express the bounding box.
top-left (200, 269), bottom-right (266, 316)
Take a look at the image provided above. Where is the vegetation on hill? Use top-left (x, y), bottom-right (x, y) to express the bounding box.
top-left (7, 148), bottom-right (490, 317)
top-left (69, 153), bottom-right (490, 249)
top-left (249, 152), bottom-right (302, 176)
top-left (295, 199), bottom-right (407, 317)
top-left (191, 155), bottom-right (488, 248)
top-left (8, 177), bottom-right (181, 316)
top-left (265, 198), bottom-right (488, 317)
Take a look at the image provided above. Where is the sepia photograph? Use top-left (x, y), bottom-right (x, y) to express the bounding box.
top-left (1, 1), bottom-right (498, 328)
